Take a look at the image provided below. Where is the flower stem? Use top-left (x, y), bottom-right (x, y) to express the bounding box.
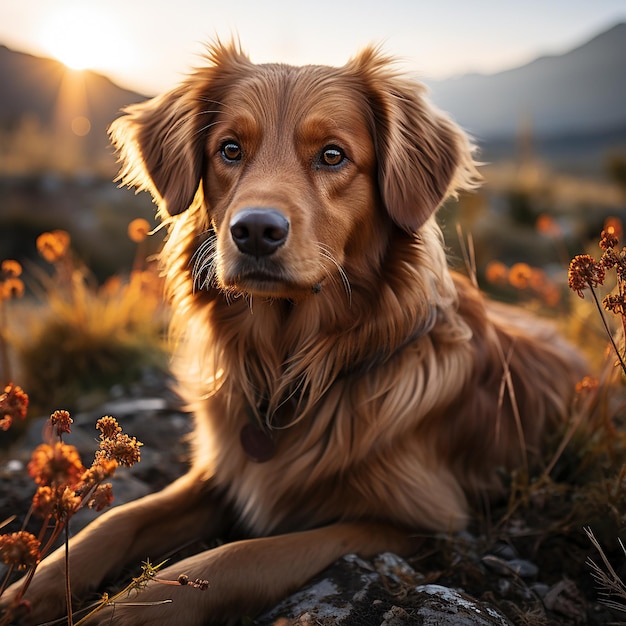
top-left (589, 283), bottom-right (626, 376)
top-left (65, 524), bottom-right (73, 626)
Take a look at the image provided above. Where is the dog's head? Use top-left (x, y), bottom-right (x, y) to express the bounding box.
top-left (110, 42), bottom-right (479, 299)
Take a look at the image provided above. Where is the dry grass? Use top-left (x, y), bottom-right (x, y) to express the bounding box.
top-left (1, 223), bottom-right (169, 415)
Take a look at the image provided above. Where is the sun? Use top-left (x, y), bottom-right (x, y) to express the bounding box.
top-left (39, 4), bottom-right (131, 73)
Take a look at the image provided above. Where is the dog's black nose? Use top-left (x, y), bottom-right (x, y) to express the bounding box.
top-left (230, 208), bottom-right (290, 257)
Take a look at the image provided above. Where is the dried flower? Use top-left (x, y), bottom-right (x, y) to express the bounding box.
top-left (0, 383), bottom-right (29, 431)
top-left (97, 433), bottom-right (142, 467)
top-left (604, 293), bottom-right (626, 316)
top-left (603, 217), bottom-right (623, 240)
top-left (28, 442), bottom-right (85, 488)
top-left (485, 260), bottom-right (508, 285)
top-left (50, 409), bottom-right (73, 438)
top-left (1, 259), bottom-right (22, 277)
top-left (36, 230), bottom-right (70, 263)
top-left (1, 277), bottom-right (25, 300)
top-left (536, 214), bottom-right (561, 238)
top-left (128, 218), bottom-right (151, 243)
top-left (568, 254), bottom-right (605, 298)
top-left (0, 531), bottom-right (41, 570)
top-left (509, 263), bottom-right (533, 290)
top-left (80, 458), bottom-right (118, 490)
top-left (600, 228), bottom-right (620, 251)
top-left (31, 486), bottom-right (55, 519)
top-left (96, 416), bottom-right (122, 439)
top-left (95, 416), bottom-right (142, 467)
top-left (575, 376), bottom-right (599, 395)
top-left (32, 485), bottom-right (80, 520)
top-left (56, 486), bottom-right (82, 520)
top-left (87, 483), bottom-right (114, 511)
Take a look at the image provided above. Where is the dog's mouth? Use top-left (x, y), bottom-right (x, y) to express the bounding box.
top-left (224, 265), bottom-right (322, 298)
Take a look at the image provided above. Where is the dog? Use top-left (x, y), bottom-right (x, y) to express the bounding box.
top-left (3, 41), bottom-right (585, 625)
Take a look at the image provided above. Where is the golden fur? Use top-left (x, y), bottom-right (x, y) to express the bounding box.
top-left (4, 42), bottom-right (585, 625)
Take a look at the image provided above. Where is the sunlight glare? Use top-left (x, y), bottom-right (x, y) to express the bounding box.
top-left (39, 4), bottom-right (133, 74)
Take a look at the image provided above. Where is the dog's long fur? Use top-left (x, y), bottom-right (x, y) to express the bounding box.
top-left (4, 42), bottom-right (585, 625)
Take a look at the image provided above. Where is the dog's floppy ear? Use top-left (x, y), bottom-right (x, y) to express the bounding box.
top-left (109, 41), bottom-right (250, 217)
top-left (350, 48), bottom-right (480, 232)
top-left (109, 87), bottom-right (205, 216)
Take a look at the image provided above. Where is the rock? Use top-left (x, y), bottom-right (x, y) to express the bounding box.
top-left (482, 555), bottom-right (539, 579)
top-left (543, 579), bottom-right (588, 625)
top-left (255, 554), bottom-right (513, 626)
top-left (414, 585), bottom-right (515, 625)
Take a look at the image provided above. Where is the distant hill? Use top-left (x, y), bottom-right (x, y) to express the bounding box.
top-left (0, 45), bottom-right (146, 172)
top-left (427, 22), bottom-right (626, 140)
top-left (0, 23), bottom-right (625, 174)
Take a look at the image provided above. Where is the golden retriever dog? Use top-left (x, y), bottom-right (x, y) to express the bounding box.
top-left (4, 41), bottom-right (585, 625)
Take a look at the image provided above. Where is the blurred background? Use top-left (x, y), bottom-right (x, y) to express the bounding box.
top-left (0, 0), bottom-right (625, 411)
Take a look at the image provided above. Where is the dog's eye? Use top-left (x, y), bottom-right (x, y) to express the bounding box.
top-left (221, 141), bottom-right (242, 162)
top-left (321, 146), bottom-right (345, 167)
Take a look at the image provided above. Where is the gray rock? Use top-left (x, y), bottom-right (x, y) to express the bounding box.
top-left (256, 554), bottom-right (513, 626)
top-left (413, 585), bottom-right (514, 626)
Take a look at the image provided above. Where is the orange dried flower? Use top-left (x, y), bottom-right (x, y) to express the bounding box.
top-left (98, 433), bottom-right (142, 467)
top-left (508, 263), bottom-right (533, 289)
top-left (0, 383), bottom-right (29, 431)
top-left (575, 376), bottom-right (599, 395)
top-left (1, 277), bottom-right (25, 299)
top-left (32, 486), bottom-right (55, 519)
top-left (603, 293), bottom-right (626, 316)
top-left (50, 409), bottom-right (73, 438)
top-left (95, 416), bottom-right (142, 466)
top-left (80, 458), bottom-right (118, 488)
top-left (88, 483), bottom-right (114, 511)
top-left (536, 214), bottom-right (561, 238)
top-left (28, 442), bottom-right (85, 488)
top-left (485, 261), bottom-right (508, 285)
top-left (600, 228), bottom-right (620, 251)
top-left (128, 218), bottom-right (151, 243)
top-left (1, 259), bottom-right (25, 300)
top-left (1, 259), bottom-right (22, 277)
top-left (56, 486), bottom-right (82, 520)
top-left (568, 254), bottom-right (605, 298)
top-left (33, 485), bottom-right (81, 520)
top-left (0, 531), bottom-right (41, 570)
top-left (36, 230), bottom-right (70, 263)
top-left (603, 217), bottom-right (623, 240)
top-left (96, 416), bottom-right (122, 439)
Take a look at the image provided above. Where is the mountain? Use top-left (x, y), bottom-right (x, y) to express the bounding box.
top-left (426, 22), bottom-right (626, 140)
top-left (0, 22), bottom-right (624, 173)
top-left (0, 45), bottom-right (147, 172)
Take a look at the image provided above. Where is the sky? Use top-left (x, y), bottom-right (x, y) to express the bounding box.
top-left (1, 0), bottom-right (625, 95)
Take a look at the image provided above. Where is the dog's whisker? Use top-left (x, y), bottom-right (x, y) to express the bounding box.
top-left (191, 234), bottom-right (218, 292)
top-left (316, 244), bottom-right (352, 305)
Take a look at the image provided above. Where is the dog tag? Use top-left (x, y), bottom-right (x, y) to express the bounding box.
top-left (240, 423), bottom-right (276, 463)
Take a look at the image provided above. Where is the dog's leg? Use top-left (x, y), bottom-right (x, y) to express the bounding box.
top-left (1, 470), bottom-right (226, 625)
top-left (84, 521), bottom-right (419, 626)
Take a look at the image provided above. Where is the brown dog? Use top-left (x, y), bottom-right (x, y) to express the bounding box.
top-left (4, 42), bottom-right (584, 625)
